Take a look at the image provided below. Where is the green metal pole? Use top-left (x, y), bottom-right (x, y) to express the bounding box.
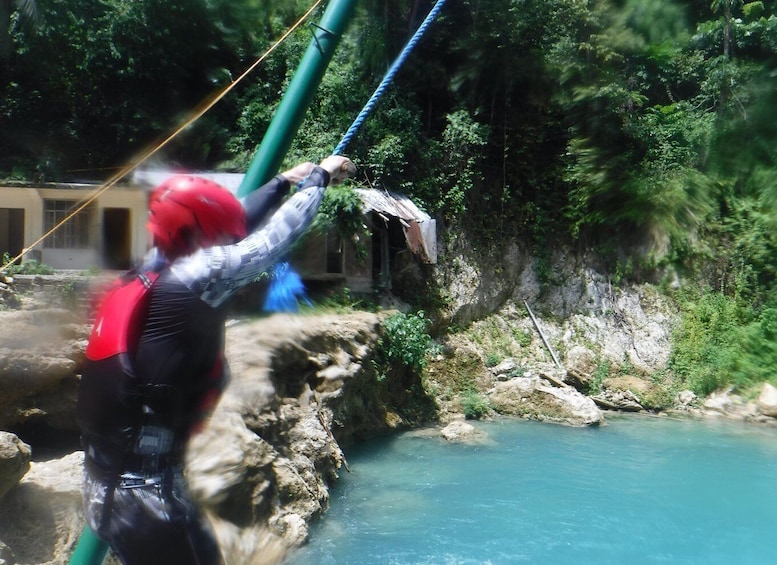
top-left (69, 526), bottom-right (110, 565)
top-left (237, 0), bottom-right (358, 197)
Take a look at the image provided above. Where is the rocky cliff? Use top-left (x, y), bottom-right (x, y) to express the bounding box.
top-left (0, 299), bottom-right (402, 564)
top-left (2, 269), bottom-right (777, 564)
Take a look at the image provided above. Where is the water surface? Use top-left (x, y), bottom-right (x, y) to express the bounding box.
top-left (289, 415), bottom-right (777, 564)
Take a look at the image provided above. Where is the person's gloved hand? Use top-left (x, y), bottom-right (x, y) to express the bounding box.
top-left (281, 162), bottom-right (317, 185)
top-left (319, 155), bottom-right (356, 185)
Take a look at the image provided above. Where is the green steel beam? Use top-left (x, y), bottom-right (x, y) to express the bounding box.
top-left (237, 0), bottom-right (358, 197)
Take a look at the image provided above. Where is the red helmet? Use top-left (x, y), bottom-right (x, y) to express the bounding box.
top-left (147, 175), bottom-right (246, 257)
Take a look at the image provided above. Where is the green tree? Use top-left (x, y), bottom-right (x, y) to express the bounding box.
top-left (0, 0), bottom-right (267, 179)
top-left (0, 0), bottom-right (36, 68)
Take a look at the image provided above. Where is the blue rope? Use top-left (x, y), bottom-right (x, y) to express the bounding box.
top-left (333, 0), bottom-right (449, 156)
top-left (267, 1), bottom-right (448, 315)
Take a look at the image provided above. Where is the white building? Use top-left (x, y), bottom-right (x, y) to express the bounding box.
top-left (1, 172), bottom-right (437, 296)
top-left (0, 181), bottom-right (150, 271)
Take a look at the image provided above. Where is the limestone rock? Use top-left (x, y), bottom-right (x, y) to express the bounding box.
top-left (0, 311), bottom-right (392, 562)
top-left (186, 311), bottom-right (386, 556)
top-left (268, 513), bottom-right (308, 548)
top-left (209, 516), bottom-right (288, 565)
top-left (441, 420), bottom-right (482, 442)
top-left (702, 388), bottom-right (738, 415)
top-left (187, 411), bottom-right (277, 523)
top-left (489, 358), bottom-right (520, 381)
top-left (564, 345), bottom-right (597, 392)
top-left (757, 383), bottom-right (777, 418)
top-left (702, 388), bottom-right (759, 420)
top-left (536, 384), bottom-right (603, 426)
top-left (591, 375), bottom-right (675, 412)
top-left (0, 452), bottom-right (84, 565)
top-left (488, 375), bottom-right (602, 426)
top-left (591, 389), bottom-right (643, 412)
top-left (0, 432), bottom-right (30, 502)
top-left (591, 376), bottom-right (648, 412)
top-left (676, 390), bottom-right (697, 407)
top-left (0, 308), bottom-right (87, 431)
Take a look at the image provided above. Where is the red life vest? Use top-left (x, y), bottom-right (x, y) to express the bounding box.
top-left (86, 272), bottom-right (159, 362)
top-left (79, 270), bottom-right (225, 447)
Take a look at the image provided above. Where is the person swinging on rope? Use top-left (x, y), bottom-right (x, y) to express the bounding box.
top-left (76, 155), bottom-right (356, 565)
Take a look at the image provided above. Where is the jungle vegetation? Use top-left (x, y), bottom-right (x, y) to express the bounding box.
top-left (3, 0), bottom-right (777, 396)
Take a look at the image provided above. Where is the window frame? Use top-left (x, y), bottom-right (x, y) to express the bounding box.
top-left (43, 199), bottom-right (93, 249)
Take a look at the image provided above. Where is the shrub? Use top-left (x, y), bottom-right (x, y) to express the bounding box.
top-left (668, 290), bottom-right (758, 395)
top-left (313, 185), bottom-right (368, 262)
top-left (588, 358), bottom-right (612, 394)
top-left (377, 310), bottom-right (432, 375)
top-left (1, 253), bottom-right (55, 275)
top-left (461, 391), bottom-right (490, 420)
top-left (484, 352), bottom-right (502, 368)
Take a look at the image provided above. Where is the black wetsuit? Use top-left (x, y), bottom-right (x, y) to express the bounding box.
top-left (77, 169), bottom-right (329, 565)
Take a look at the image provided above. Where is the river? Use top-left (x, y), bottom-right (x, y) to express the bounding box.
top-left (288, 414), bottom-right (777, 564)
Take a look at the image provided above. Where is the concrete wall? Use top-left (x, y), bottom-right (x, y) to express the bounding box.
top-left (0, 183), bottom-right (149, 270)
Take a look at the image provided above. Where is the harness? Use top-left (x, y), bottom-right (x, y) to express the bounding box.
top-left (82, 271), bottom-right (180, 483)
top-left (81, 269), bottom-right (226, 479)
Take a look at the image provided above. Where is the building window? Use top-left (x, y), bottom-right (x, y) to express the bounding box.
top-left (43, 200), bottom-right (93, 249)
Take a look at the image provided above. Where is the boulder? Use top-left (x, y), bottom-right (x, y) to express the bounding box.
top-left (489, 358), bottom-right (521, 381)
top-left (0, 432), bottom-right (30, 502)
top-left (564, 345), bottom-right (597, 391)
top-left (488, 375), bottom-right (602, 426)
top-left (702, 388), bottom-right (738, 415)
top-left (0, 308), bottom-right (87, 431)
top-left (675, 390), bottom-right (697, 408)
top-left (702, 388), bottom-right (759, 420)
top-left (535, 384), bottom-right (603, 426)
top-left (757, 383), bottom-right (777, 418)
top-left (591, 389), bottom-right (643, 412)
top-left (0, 452), bottom-right (84, 565)
top-left (440, 420), bottom-right (484, 442)
top-left (591, 375), bottom-right (673, 412)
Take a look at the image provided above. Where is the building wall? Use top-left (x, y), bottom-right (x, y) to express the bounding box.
top-left (292, 228), bottom-right (374, 294)
top-left (0, 184), bottom-right (149, 270)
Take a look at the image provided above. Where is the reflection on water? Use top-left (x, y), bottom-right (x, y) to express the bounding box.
top-left (288, 415), bottom-right (777, 564)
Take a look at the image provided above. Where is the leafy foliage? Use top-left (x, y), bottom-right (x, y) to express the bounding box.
top-left (376, 310), bottom-right (432, 376)
top-left (1, 253), bottom-right (53, 275)
top-left (5, 0), bottom-right (777, 394)
top-left (461, 391), bottom-right (491, 420)
top-left (312, 184), bottom-right (368, 261)
top-left (666, 287), bottom-right (777, 396)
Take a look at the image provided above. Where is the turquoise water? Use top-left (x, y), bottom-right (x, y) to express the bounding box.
top-left (288, 415), bottom-right (777, 564)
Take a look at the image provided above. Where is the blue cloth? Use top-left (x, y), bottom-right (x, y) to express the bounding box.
top-left (263, 262), bottom-right (312, 312)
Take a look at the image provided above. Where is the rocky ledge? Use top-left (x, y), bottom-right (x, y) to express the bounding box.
top-left (0, 299), bottom-right (611, 564)
top-left (2, 277), bottom-right (777, 563)
top-left (0, 307), bottom-right (400, 564)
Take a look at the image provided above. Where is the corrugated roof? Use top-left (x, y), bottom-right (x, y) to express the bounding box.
top-left (354, 188), bottom-right (431, 223)
top-left (133, 170), bottom-right (432, 225)
top-left (355, 188), bottom-right (436, 264)
top-left (133, 170), bottom-right (437, 263)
